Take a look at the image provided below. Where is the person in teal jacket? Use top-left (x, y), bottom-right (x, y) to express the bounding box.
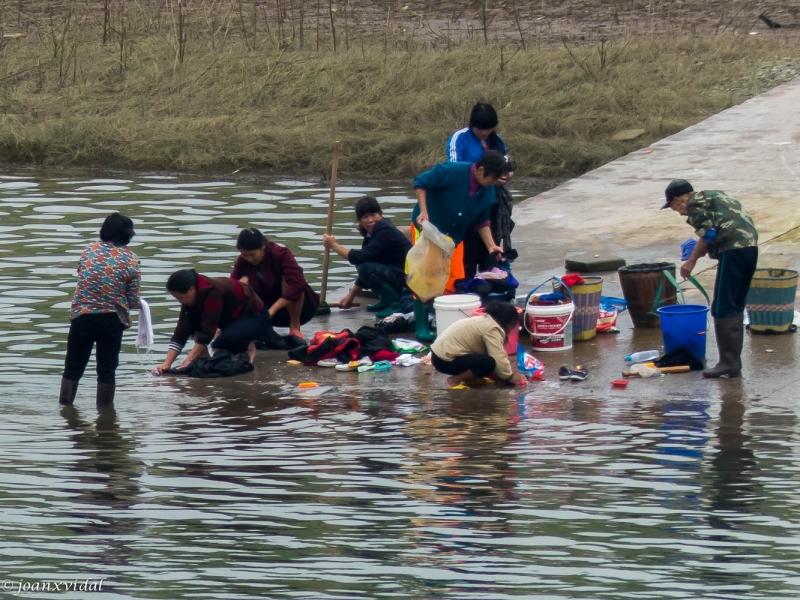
top-left (410, 151), bottom-right (506, 342)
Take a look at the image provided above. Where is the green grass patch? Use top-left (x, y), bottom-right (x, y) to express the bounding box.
top-left (1, 32), bottom-right (800, 177)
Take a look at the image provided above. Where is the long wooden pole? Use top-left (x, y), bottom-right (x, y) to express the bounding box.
top-left (622, 365), bottom-right (691, 377)
top-left (319, 141), bottom-right (340, 305)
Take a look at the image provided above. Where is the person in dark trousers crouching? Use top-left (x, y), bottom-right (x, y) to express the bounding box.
top-left (59, 212), bottom-right (141, 406)
top-left (151, 269), bottom-right (269, 375)
top-left (231, 228), bottom-right (319, 339)
top-left (430, 300), bottom-right (527, 388)
top-left (662, 179), bottom-right (759, 378)
top-left (322, 196), bottom-right (412, 317)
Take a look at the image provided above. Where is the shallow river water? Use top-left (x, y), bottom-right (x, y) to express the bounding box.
top-left (1, 168), bottom-right (799, 599)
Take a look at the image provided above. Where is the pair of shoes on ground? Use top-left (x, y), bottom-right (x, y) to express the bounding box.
top-left (559, 365), bottom-right (589, 381)
top-left (316, 357), bottom-right (371, 370)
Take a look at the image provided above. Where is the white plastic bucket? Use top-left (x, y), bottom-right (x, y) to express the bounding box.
top-left (433, 294), bottom-right (482, 336)
top-left (525, 303), bottom-right (574, 351)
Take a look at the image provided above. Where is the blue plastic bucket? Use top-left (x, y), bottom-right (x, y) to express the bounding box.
top-left (657, 304), bottom-right (709, 361)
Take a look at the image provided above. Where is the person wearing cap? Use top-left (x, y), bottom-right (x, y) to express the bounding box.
top-left (322, 196), bottom-right (412, 317)
top-left (446, 102), bottom-right (518, 275)
top-left (411, 151), bottom-right (506, 342)
top-left (662, 179), bottom-right (758, 378)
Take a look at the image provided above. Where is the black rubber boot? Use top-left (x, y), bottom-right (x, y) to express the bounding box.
top-left (703, 315), bottom-right (743, 378)
top-left (733, 315), bottom-right (745, 372)
top-left (367, 284), bottom-right (401, 313)
top-left (413, 299), bottom-right (436, 343)
top-left (96, 383), bottom-right (116, 406)
top-left (59, 378), bottom-right (80, 405)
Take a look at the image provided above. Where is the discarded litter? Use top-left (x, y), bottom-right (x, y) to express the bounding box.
top-left (628, 363), bottom-right (660, 378)
top-left (287, 360), bottom-right (302, 366)
top-left (298, 382), bottom-right (319, 388)
top-left (298, 385), bottom-right (336, 397)
top-left (625, 350), bottom-right (660, 363)
top-left (611, 379), bottom-right (630, 388)
top-left (623, 365), bottom-right (691, 378)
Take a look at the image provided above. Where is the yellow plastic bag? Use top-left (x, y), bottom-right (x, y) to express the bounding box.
top-left (405, 220), bottom-right (455, 302)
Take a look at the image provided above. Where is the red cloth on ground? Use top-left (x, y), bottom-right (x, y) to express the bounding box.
top-left (372, 349), bottom-right (400, 363)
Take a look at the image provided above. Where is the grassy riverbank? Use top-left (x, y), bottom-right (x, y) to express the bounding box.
top-left (2, 31), bottom-right (800, 177)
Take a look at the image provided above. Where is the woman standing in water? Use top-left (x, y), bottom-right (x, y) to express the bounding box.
top-left (59, 212), bottom-right (140, 406)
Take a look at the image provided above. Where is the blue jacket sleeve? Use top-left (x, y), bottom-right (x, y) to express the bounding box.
top-left (446, 129), bottom-right (468, 162)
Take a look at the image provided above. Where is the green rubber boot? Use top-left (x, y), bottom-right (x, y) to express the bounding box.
top-left (413, 299), bottom-right (436, 343)
top-left (375, 303), bottom-right (402, 319)
top-left (367, 284), bottom-right (401, 313)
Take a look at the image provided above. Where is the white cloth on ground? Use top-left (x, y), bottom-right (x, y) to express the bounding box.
top-left (395, 354), bottom-right (422, 367)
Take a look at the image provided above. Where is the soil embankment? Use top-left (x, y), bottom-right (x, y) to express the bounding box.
top-left (2, 1), bottom-right (800, 177)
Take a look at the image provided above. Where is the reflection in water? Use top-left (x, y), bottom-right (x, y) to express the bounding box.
top-left (1, 170), bottom-right (800, 598)
top-left (60, 405), bottom-right (144, 571)
top-left (708, 383), bottom-right (761, 526)
top-left (404, 398), bottom-right (518, 512)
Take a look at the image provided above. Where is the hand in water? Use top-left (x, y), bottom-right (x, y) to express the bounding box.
top-left (510, 373), bottom-right (528, 386)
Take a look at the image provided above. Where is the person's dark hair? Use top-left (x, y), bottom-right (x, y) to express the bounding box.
top-left (355, 196), bottom-right (382, 220)
top-left (166, 269), bottom-right (199, 294)
top-left (99, 212), bottom-right (135, 246)
top-left (502, 154), bottom-right (517, 173)
top-left (469, 102), bottom-right (499, 130)
top-left (236, 227), bottom-right (267, 251)
top-left (484, 300), bottom-right (519, 330)
top-left (475, 150), bottom-right (507, 178)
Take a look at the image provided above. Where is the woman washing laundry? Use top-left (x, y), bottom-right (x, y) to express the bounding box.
top-left (430, 300), bottom-right (527, 389)
top-left (231, 228), bottom-right (319, 339)
top-left (152, 269), bottom-right (269, 375)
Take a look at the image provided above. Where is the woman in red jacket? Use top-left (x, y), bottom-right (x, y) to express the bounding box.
top-left (231, 228), bottom-right (319, 339)
top-left (152, 269), bottom-right (269, 375)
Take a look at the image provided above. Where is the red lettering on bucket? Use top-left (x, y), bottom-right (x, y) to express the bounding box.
top-left (526, 313), bottom-right (572, 351)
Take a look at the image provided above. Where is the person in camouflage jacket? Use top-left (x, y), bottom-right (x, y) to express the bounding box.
top-left (662, 179), bottom-right (758, 379)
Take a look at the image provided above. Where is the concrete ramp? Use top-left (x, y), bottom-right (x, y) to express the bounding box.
top-left (512, 76), bottom-right (800, 286)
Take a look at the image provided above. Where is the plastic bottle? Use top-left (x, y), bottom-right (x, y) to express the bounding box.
top-left (625, 350), bottom-right (660, 363)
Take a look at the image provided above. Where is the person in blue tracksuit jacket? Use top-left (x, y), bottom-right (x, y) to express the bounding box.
top-left (446, 102), bottom-right (508, 163)
top-left (445, 103), bottom-right (517, 275)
